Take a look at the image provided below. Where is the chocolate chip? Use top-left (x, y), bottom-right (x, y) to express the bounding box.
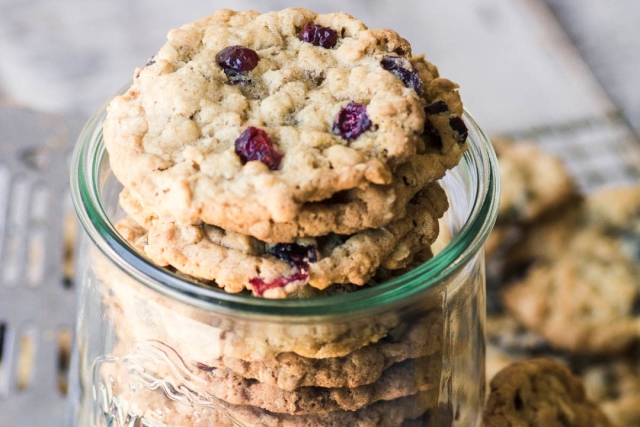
top-left (425, 100), bottom-right (449, 115)
top-left (449, 116), bottom-right (468, 144)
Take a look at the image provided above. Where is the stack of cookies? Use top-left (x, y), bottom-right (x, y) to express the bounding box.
top-left (485, 138), bottom-right (640, 427)
top-left (99, 8), bottom-right (470, 426)
top-left (104, 7), bottom-right (467, 299)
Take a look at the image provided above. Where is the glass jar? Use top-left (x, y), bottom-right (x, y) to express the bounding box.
top-left (68, 88), bottom-right (499, 427)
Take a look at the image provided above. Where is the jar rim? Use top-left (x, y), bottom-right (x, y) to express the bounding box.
top-left (70, 88), bottom-right (500, 317)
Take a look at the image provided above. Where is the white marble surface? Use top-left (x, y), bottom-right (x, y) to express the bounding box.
top-left (0, 0), bottom-right (621, 135)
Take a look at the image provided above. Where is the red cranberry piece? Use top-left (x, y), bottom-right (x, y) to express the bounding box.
top-left (249, 271), bottom-right (309, 297)
top-left (235, 127), bottom-right (283, 170)
top-left (332, 103), bottom-right (372, 141)
top-left (425, 100), bottom-right (449, 115)
top-left (449, 116), bottom-right (468, 144)
top-left (381, 56), bottom-right (422, 93)
top-left (270, 243), bottom-right (318, 269)
top-left (216, 46), bottom-right (260, 72)
top-left (298, 23), bottom-right (338, 48)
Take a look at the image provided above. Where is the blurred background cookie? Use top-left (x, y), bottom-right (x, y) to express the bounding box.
top-left (483, 358), bottom-right (615, 427)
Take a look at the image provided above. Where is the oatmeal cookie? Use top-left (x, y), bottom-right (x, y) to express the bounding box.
top-left (137, 182), bottom-right (447, 297)
top-left (504, 230), bottom-right (640, 355)
top-left (189, 310), bottom-right (443, 391)
top-left (500, 198), bottom-right (583, 270)
top-left (503, 186), bottom-right (640, 355)
top-left (107, 363), bottom-right (438, 427)
top-left (137, 341), bottom-right (441, 415)
top-left (483, 358), bottom-right (615, 427)
top-left (485, 309), bottom-right (640, 426)
top-left (492, 138), bottom-right (576, 225)
top-left (104, 7), bottom-right (465, 234)
top-left (97, 246), bottom-right (405, 362)
top-left (485, 138), bottom-right (576, 260)
top-left (120, 152), bottom-right (448, 243)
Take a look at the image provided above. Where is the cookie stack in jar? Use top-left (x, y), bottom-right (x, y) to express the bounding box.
top-left (94, 7), bottom-right (475, 427)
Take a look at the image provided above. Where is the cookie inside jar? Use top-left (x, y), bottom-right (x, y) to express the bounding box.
top-left (69, 7), bottom-right (499, 427)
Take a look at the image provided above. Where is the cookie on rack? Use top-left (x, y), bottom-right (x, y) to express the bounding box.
top-left (483, 358), bottom-right (615, 427)
top-left (486, 312), bottom-right (640, 426)
top-left (503, 185), bottom-right (640, 355)
top-left (130, 182), bottom-right (447, 298)
top-left (104, 7), bottom-right (466, 237)
top-left (492, 138), bottom-right (576, 225)
top-left (485, 138), bottom-right (576, 258)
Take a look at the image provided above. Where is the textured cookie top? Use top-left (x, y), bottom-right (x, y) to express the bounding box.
top-left (483, 358), bottom-right (615, 427)
top-left (504, 229), bottom-right (640, 355)
top-left (104, 7), bottom-right (465, 230)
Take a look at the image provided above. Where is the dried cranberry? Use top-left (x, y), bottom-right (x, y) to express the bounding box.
top-left (449, 117), bottom-right (468, 144)
top-left (270, 243), bottom-right (318, 269)
top-left (195, 362), bottom-right (215, 372)
top-left (298, 23), bottom-right (338, 48)
top-left (235, 127), bottom-right (283, 170)
top-left (381, 56), bottom-right (422, 93)
top-left (332, 103), bottom-right (372, 141)
top-left (425, 100), bottom-right (449, 115)
top-left (249, 271), bottom-right (309, 297)
top-left (216, 46), bottom-right (260, 72)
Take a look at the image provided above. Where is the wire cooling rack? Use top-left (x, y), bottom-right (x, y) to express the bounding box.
top-left (0, 105), bottom-right (78, 427)
top-left (0, 102), bottom-right (638, 427)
